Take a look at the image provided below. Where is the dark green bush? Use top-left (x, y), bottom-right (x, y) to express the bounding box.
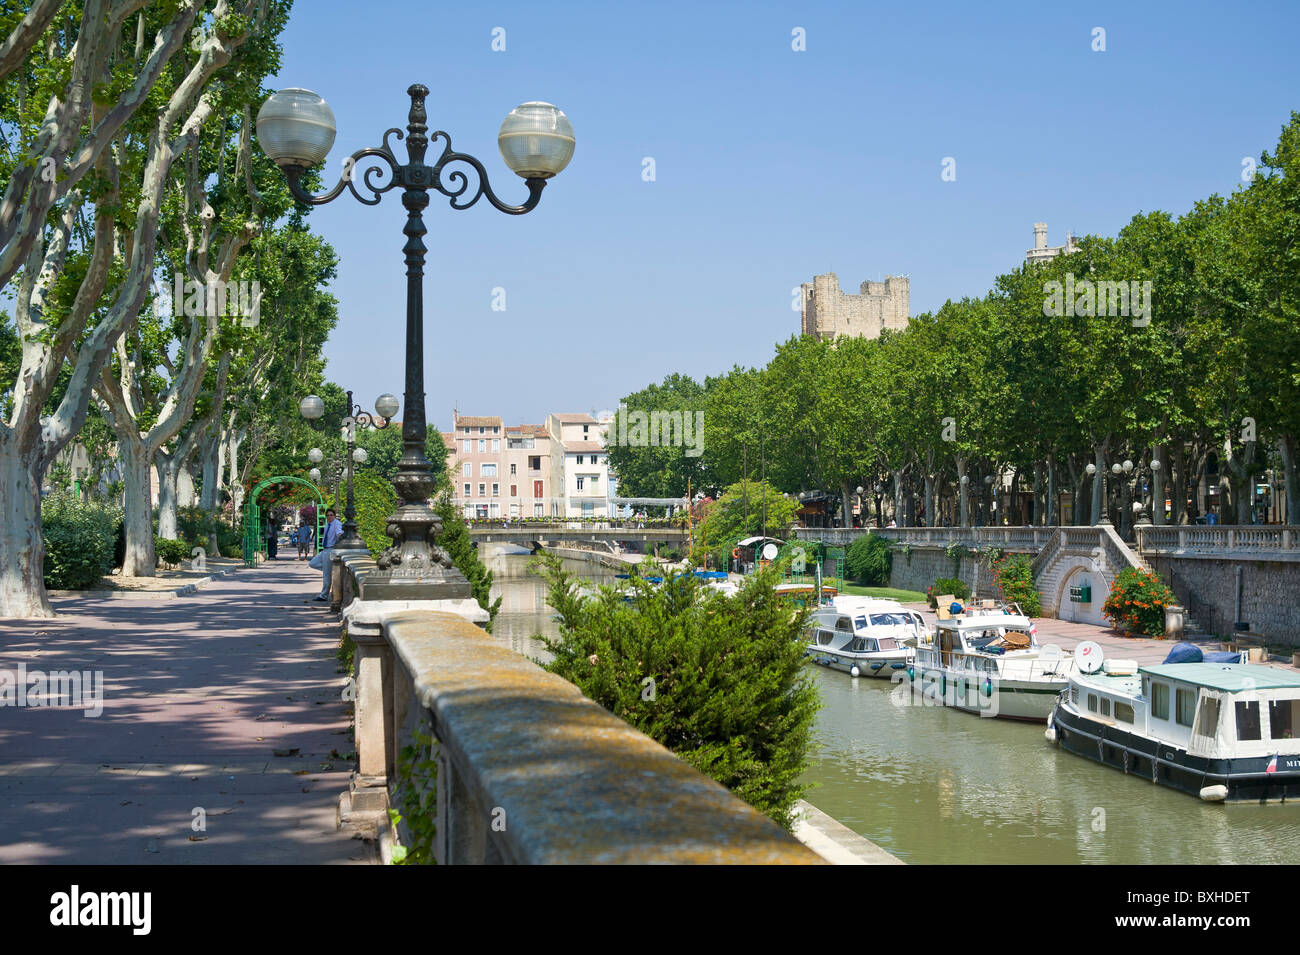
top-left (845, 533), bottom-right (893, 585)
top-left (154, 537), bottom-right (189, 566)
top-left (331, 470), bottom-right (396, 557)
top-left (535, 556), bottom-right (821, 829)
top-left (42, 491), bottom-right (121, 590)
top-left (434, 483), bottom-right (501, 628)
top-left (932, 576), bottom-right (970, 601)
top-left (176, 505), bottom-right (216, 548)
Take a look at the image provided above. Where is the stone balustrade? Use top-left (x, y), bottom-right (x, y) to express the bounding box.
top-left (330, 553), bottom-right (821, 864)
top-left (1136, 524), bottom-right (1300, 561)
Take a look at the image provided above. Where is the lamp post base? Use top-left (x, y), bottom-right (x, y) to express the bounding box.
top-left (360, 501), bottom-right (472, 601)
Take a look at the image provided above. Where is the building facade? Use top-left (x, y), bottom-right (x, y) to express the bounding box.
top-left (546, 412), bottom-right (612, 517)
top-left (800, 272), bottom-right (909, 342)
top-left (1025, 222), bottom-right (1079, 265)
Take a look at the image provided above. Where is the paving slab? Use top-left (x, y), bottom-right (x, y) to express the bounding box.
top-left (0, 560), bottom-right (375, 864)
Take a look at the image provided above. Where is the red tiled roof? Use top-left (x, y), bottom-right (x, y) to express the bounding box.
top-left (456, 415), bottom-right (503, 428)
top-left (564, 441), bottom-right (606, 453)
top-left (553, 413), bottom-right (597, 424)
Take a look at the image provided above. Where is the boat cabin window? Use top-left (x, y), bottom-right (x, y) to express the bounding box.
top-left (1071, 686), bottom-right (1079, 704)
top-left (816, 630), bottom-right (833, 647)
top-left (1236, 701), bottom-right (1262, 741)
top-left (1099, 697), bottom-right (1111, 717)
top-left (1114, 701), bottom-right (1134, 723)
top-left (849, 637), bottom-right (876, 653)
top-left (1175, 688), bottom-right (1196, 728)
top-left (869, 613), bottom-right (908, 628)
top-left (1196, 698), bottom-right (1219, 737)
top-left (876, 637), bottom-right (898, 651)
top-left (1270, 699), bottom-right (1299, 740)
top-left (1087, 693), bottom-right (1098, 713)
top-left (836, 617), bottom-right (854, 632)
top-left (1151, 682), bottom-right (1170, 721)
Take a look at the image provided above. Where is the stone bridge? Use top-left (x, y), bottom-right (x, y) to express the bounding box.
top-left (468, 521), bottom-right (688, 553)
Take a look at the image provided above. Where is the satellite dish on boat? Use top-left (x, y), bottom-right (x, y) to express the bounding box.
top-left (1074, 640), bottom-right (1104, 674)
top-left (762, 543), bottom-right (779, 560)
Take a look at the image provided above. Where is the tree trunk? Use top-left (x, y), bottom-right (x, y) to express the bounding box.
top-left (155, 449), bottom-right (180, 541)
top-left (1092, 441), bottom-right (1108, 525)
top-left (0, 437), bottom-right (54, 618)
top-left (892, 468), bottom-right (906, 526)
top-left (1280, 435), bottom-right (1300, 525)
top-left (923, 473), bottom-right (935, 527)
top-left (840, 482), bottom-right (853, 529)
top-left (1151, 443), bottom-right (1166, 525)
top-left (178, 461), bottom-right (195, 507)
top-left (1045, 454), bottom-right (1057, 526)
top-left (955, 457), bottom-right (969, 526)
top-left (119, 439), bottom-right (155, 576)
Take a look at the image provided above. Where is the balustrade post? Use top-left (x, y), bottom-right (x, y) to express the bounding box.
top-left (339, 620), bottom-right (394, 831)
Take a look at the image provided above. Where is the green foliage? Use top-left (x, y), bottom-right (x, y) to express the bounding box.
top-left (388, 726), bottom-right (438, 865)
top-left (932, 577), bottom-right (970, 601)
top-left (845, 533), bottom-right (893, 585)
top-left (154, 537), bottom-right (189, 567)
top-left (535, 556), bottom-right (821, 829)
top-left (434, 481), bottom-right (501, 627)
top-left (331, 470), bottom-right (396, 557)
top-left (695, 479), bottom-right (797, 567)
top-left (990, 554), bottom-right (1041, 616)
top-left (1103, 568), bottom-right (1177, 636)
top-left (42, 492), bottom-right (121, 590)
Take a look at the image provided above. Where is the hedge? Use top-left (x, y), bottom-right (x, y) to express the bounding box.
top-left (42, 491), bottom-right (121, 590)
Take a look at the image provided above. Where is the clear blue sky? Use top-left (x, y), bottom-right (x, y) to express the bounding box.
top-left (270, 0), bottom-right (1300, 427)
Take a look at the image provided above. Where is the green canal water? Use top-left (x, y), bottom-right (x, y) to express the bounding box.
top-left (485, 550), bottom-right (1300, 864)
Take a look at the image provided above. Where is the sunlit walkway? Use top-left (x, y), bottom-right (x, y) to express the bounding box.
top-left (0, 561), bottom-right (374, 864)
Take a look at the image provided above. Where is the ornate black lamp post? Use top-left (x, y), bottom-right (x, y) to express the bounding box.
top-left (257, 86), bottom-right (574, 598)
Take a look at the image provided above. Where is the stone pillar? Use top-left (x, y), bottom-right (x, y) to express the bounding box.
top-left (337, 617), bottom-right (394, 835)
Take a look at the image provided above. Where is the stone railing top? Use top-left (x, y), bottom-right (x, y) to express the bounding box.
top-left (382, 610), bottom-right (822, 865)
top-left (1135, 524), bottom-right (1300, 561)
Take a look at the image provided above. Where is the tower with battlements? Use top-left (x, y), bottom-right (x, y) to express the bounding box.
top-left (800, 273), bottom-right (909, 341)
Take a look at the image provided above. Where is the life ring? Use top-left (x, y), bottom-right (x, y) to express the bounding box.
top-left (731, 547), bottom-right (740, 559)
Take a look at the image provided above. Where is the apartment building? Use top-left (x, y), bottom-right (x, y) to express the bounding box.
top-left (546, 412), bottom-right (613, 517)
top-left (449, 413), bottom-right (506, 518)
top-left (504, 424), bottom-right (552, 517)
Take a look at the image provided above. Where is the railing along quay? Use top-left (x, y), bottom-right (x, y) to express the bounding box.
top-left (329, 552), bottom-right (821, 864)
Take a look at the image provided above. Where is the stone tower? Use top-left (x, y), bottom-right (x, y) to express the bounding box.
top-left (800, 273), bottom-right (909, 341)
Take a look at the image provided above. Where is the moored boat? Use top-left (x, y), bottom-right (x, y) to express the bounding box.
top-left (805, 597), bottom-right (921, 678)
top-left (1047, 646), bottom-right (1300, 803)
top-left (909, 611), bottom-right (1071, 721)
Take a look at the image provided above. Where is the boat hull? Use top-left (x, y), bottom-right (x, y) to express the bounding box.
top-left (806, 649), bottom-right (912, 678)
top-left (908, 666), bottom-right (1064, 722)
top-left (1050, 703), bottom-right (1300, 803)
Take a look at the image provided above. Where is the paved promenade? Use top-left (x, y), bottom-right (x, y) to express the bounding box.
top-left (0, 560), bottom-right (374, 864)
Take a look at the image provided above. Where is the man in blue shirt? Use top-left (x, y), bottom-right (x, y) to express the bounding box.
top-left (314, 508), bottom-right (344, 601)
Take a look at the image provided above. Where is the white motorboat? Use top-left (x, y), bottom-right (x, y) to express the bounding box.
top-left (1047, 644), bottom-right (1300, 802)
top-left (909, 610), bottom-right (1072, 721)
top-left (805, 597), bottom-right (923, 678)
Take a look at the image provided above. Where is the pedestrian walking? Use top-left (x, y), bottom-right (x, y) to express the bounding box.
top-left (266, 519), bottom-right (278, 560)
top-left (298, 521), bottom-right (313, 559)
top-left (311, 508), bottom-right (344, 602)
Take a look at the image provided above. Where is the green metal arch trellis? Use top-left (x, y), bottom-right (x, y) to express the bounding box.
top-left (243, 475), bottom-right (326, 567)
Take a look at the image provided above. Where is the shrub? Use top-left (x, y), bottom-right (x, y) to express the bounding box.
top-left (845, 533), bottom-right (892, 585)
top-left (1103, 567), bottom-right (1176, 636)
top-left (154, 537), bottom-right (189, 567)
top-left (331, 470), bottom-right (396, 557)
top-left (176, 505), bottom-right (216, 548)
top-left (42, 491), bottom-right (121, 590)
top-left (535, 556), bottom-right (821, 829)
top-left (433, 482), bottom-right (501, 628)
top-left (932, 576), bottom-right (970, 601)
top-left (990, 554), bottom-right (1040, 617)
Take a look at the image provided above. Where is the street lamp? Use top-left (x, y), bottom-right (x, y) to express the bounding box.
top-left (259, 85), bottom-right (572, 599)
top-left (1085, 462), bottom-right (1112, 526)
top-left (301, 389), bottom-right (396, 551)
top-left (874, 481), bottom-right (885, 528)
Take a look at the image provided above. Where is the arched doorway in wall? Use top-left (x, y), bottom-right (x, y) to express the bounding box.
top-left (1057, 564), bottom-right (1109, 626)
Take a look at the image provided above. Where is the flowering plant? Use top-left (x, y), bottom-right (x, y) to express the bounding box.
top-left (1102, 567), bottom-right (1175, 636)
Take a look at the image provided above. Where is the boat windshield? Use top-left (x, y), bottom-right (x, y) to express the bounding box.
top-left (859, 613), bottom-right (909, 628)
top-left (876, 637), bottom-right (898, 650)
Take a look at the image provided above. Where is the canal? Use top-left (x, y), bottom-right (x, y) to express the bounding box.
top-left (484, 548), bottom-right (1300, 864)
